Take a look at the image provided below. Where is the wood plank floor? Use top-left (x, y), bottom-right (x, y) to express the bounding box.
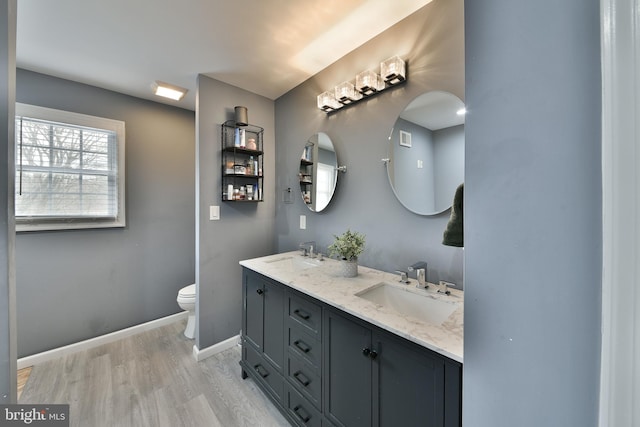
top-left (17, 366), bottom-right (32, 399)
top-left (19, 320), bottom-right (290, 427)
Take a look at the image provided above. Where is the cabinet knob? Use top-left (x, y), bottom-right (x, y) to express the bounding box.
top-left (369, 349), bottom-right (378, 360)
top-left (362, 348), bottom-right (371, 357)
top-left (256, 288), bottom-right (264, 295)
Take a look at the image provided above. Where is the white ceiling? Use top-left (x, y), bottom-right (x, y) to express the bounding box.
top-left (16, 0), bottom-right (433, 111)
top-left (400, 91), bottom-right (465, 131)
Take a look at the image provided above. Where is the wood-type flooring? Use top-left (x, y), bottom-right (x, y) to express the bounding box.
top-left (19, 320), bottom-right (289, 427)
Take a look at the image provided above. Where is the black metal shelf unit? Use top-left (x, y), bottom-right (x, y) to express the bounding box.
top-left (221, 120), bottom-right (264, 202)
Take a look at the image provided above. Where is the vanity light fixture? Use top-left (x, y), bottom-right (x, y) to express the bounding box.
top-left (317, 90), bottom-right (342, 112)
top-left (380, 55), bottom-right (406, 84)
top-left (317, 55), bottom-right (407, 113)
top-left (355, 70), bottom-right (385, 96)
top-left (152, 81), bottom-right (188, 101)
top-left (335, 81), bottom-right (363, 104)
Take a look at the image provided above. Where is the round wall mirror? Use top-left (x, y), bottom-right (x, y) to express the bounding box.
top-left (299, 132), bottom-right (338, 212)
top-left (386, 91), bottom-right (465, 215)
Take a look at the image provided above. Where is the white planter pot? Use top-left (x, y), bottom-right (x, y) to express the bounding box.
top-left (338, 259), bottom-right (358, 278)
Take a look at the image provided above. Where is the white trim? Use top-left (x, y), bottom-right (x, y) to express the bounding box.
top-left (14, 103), bottom-right (126, 232)
top-left (17, 311), bottom-right (188, 369)
top-left (192, 334), bottom-right (241, 362)
top-left (600, 0), bottom-right (640, 424)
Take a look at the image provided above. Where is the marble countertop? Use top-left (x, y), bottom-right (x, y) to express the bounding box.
top-left (240, 251), bottom-right (463, 363)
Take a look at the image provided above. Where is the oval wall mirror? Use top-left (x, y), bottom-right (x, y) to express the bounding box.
top-left (299, 132), bottom-right (339, 212)
top-left (386, 91), bottom-right (465, 215)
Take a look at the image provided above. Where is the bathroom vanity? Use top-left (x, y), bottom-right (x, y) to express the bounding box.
top-left (239, 252), bottom-right (463, 427)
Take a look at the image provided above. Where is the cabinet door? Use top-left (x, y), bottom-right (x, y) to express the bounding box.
top-left (262, 279), bottom-right (284, 371)
top-left (324, 310), bottom-right (372, 427)
top-left (243, 269), bottom-right (265, 351)
top-left (373, 331), bottom-right (445, 427)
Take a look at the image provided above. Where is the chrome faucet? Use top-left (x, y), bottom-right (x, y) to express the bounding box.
top-left (299, 241), bottom-right (316, 257)
top-left (408, 262), bottom-right (428, 289)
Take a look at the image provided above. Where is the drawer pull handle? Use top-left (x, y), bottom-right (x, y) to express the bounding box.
top-left (293, 371), bottom-right (311, 387)
top-left (293, 404), bottom-right (311, 423)
top-left (293, 309), bottom-right (311, 320)
top-left (254, 364), bottom-right (269, 378)
top-left (362, 348), bottom-right (378, 360)
top-left (293, 339), bottom-right (311, 353)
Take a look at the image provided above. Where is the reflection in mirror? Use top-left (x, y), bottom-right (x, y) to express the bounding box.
top-left (386, 91), bottom-right (465, 215)
top-left (299, 132), bottom-right (338, 212)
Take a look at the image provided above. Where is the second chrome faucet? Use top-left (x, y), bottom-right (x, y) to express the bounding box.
top-left (408, 261), bottom-right (428, 289)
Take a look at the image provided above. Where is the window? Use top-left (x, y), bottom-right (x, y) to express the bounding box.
top-left (15, 104), bottom-right (125, 231)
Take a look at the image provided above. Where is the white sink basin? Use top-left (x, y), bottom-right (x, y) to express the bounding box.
top-left (265, 255), bottom-right (322, 270)
top-left (356, 282), bottom-right (457, 325)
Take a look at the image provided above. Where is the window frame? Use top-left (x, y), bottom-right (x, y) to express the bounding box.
top-left (15, 103), bottom-right (126, 232)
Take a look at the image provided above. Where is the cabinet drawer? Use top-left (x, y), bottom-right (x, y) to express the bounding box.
top-left (288, 354), bottom-right (322, 410)
top-left (286, 384), bottom-right (323, 427)
top-left (244, 344), bottom-right (284, 403)
top-left (289, 294), bottom-right (322, 336)
top-left (288, 326), bottom-right (322, 370)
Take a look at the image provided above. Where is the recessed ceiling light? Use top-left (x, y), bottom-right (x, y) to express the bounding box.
top-left (152, 81), bottom-right (188, 101)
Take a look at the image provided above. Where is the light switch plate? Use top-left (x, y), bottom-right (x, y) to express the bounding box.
top-left (210, 205), bottom-right (220, 220)
top-left (417, 159), bottom-right (423, 169)
top-left (300, 215), bottom-right (306, 229)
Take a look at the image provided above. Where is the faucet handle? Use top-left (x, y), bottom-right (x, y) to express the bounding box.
top-left (395, 270), bottom-right (410, 283)
top-left (437, 281), bottom-right (451, 295)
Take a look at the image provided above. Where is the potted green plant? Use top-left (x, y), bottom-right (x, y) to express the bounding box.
top-left (327, 229), bottom-right (366, 277)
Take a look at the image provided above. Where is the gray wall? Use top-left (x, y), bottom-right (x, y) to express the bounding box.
top-left (195, 75), bottom-right (275, 349)
top-left (274, 0), bottom-right (465, 287)
top-left (393, 118), bottom-right (435, 213)
top-left (1, 0), bottom-right (16, 404)
top-left (15, 70), bottom-right (196, 357)
top-left (433, 124), bottom-right (464, 209)
top-left (463, 1), bottom-right (602, 426)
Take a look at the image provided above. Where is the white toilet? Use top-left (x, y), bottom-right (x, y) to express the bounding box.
top-left (177, 284), bottom-right (196, 339)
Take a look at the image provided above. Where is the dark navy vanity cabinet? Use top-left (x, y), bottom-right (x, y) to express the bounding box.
top-left (241, 269), bottom-right (285, 402)
top-left (240, 267), bottom-right (462, 427)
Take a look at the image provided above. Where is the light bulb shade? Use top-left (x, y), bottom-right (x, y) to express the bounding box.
top-left (234, 106), bottom-right (248, 126)
top-left (317, 91), bottom-right (341, 111)
top-left (381, 56), bottom-right (406, 84)
top-left (355, 70), bottom-right (385, 95)
top-left (335, 81), bottom-right (362, 104)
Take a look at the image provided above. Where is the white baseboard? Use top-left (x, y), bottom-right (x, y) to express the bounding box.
top-left (17, 311), bottom-right (189, 369)
top-left (193, 334), bottom-right (240, 362)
